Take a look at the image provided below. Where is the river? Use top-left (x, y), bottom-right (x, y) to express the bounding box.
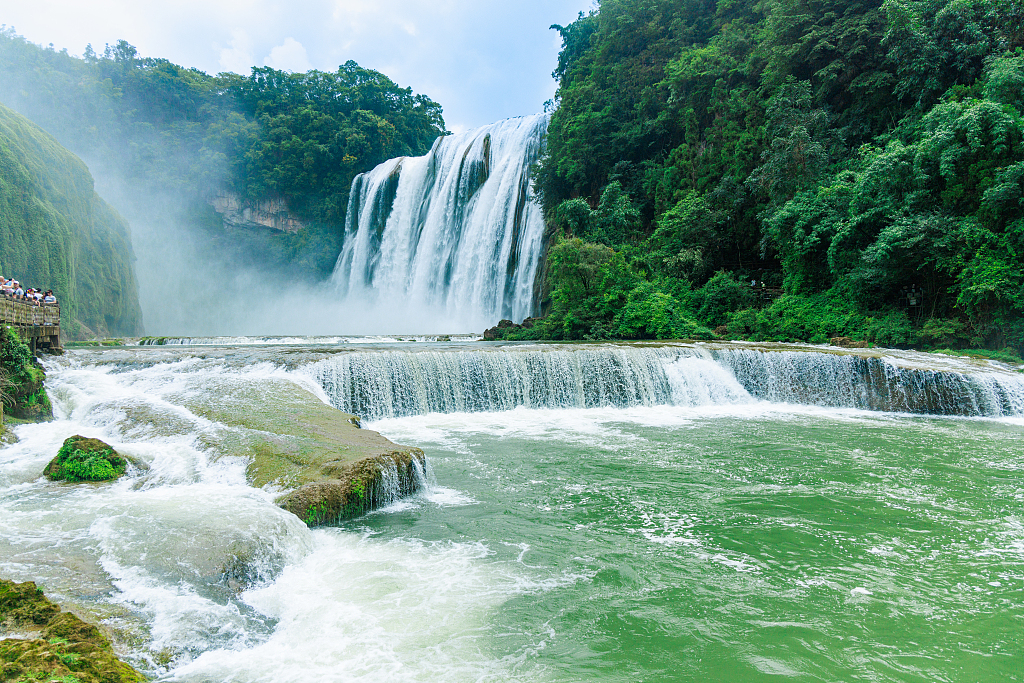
top-left (1, 339), bottom-right (1021, 682)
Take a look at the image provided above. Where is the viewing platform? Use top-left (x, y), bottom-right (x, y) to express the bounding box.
top-left (0, 297), bottom-right (62, 353)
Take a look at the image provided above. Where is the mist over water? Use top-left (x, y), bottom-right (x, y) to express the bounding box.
top-left (332, 115), bottom-right (549, 331)
top-left (84, 114), bottom-right (549, 336)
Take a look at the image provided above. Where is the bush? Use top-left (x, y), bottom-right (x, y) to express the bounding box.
top-left (752, 294), bottom-right (867, 344)
top-left (918, 318), bottom-right (971, 349)
top-left (692, 271), bottom-right (755, 327)
top-left (0, 326), bottom-right (52, 420)
top-left (727, 308), bottom-right (759, 336)
top-left (615, 283), bottom-right (713, 339)
top-left (863, 311), bottom-right (918, 348)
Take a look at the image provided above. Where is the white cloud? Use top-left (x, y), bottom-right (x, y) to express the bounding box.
top-left (264, 37), bottom-right (312, 73)
top-left (218, 29), bottom-right (255, 74)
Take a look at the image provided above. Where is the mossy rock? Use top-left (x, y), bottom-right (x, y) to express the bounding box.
top-left (44, 437), bottom-right (127, 483)
top-left (0, 580), bottom-right (143, 683)
top-left (0, 581), bottom-right (60, 628)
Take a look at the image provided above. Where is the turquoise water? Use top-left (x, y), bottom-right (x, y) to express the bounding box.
top-left (1, 347), bottom-right (1021, 682)
top-left (357, 406), bottom-right (1024, 682)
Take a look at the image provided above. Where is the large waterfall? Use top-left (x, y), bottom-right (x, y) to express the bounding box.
top-left (331, 115), bottom-right (548, 330)
top-left (297, 344), bottom-right (1024, 420)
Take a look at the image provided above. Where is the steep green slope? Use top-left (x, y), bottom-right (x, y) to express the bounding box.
top-left (518, 0), bottom-right (1024, 353)
top-left (0, 32), bottom-right (446, 280)
top-left (0, 103), bottom-right (141, 337)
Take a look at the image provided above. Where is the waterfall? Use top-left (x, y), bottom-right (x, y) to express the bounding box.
top-left (331, 115), bottom-right (549, 330)
top-left (297, 345), bottom-right (1024, 420)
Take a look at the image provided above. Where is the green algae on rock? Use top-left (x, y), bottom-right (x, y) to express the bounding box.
top-left (173, 374), bottom-right (426, 526)
top-left (44, 437), bottom-right (127, 483)
top-left (0, 579), bottom-right (143, 683)
top-left (277, 449), bottom-right (425, 526)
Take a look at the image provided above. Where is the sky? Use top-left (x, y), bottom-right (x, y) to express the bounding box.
top-left (2, 0), bottom-right (595, 133)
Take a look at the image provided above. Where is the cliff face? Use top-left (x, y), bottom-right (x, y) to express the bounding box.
top-left (0, 104), bottom-right (141, 338)
top-left (210, 192), bottom-right (306, 234)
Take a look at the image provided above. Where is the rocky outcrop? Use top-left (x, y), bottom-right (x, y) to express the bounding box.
top-left (483, 317), bottom-right (541, 341)
top-left (210, 192), bottom-right (306, 234)
top-left (44, 436), bottom-right (126, 483)
top-left (0, 579), bottom-right (144, 683)
top-left (276, 449), bottom-right (425, 526)
top-left (829, 337), bottom-right (870, 349)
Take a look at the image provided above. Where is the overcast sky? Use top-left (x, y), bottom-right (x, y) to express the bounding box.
top-left (3, 0), bottom-right (595, 133)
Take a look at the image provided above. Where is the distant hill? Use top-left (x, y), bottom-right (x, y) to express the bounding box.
top-left (0, 102), bottom-right (141, 338)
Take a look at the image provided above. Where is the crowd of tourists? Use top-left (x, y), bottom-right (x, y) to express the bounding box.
top-left (0, 276), bottom-right (58, 305)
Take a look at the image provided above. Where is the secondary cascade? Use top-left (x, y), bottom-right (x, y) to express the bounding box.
top-left (331, 114), bottom-right (549, 329)
top-left (299, 345), bottom-right (1024, 420)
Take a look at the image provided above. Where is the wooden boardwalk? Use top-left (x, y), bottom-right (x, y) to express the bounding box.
top-left (0, 298), bottom-right (62, 353)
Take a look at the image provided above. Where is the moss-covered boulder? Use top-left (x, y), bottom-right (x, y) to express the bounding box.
top-left (44, 437), bottom-right (126, 483)
top-left (0, 579), bottom-right (143, 683)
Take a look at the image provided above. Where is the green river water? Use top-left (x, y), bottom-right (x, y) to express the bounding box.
top-left (353, 406), bottom-right (1024, 682)
top-left (0, 345), bottom-right (1021, 682)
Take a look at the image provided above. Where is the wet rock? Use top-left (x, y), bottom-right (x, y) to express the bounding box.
top-left (44, 436), bottom-right (127, 483)
top-left (277, 449), bottom-right (425, 526)
top-left (0, 579), bottom-right (144, 683)
top-left (829, 337), bottom-right (870, 349)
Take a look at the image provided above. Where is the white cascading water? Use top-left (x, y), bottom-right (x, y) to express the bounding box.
top-left (297, 345), bottom-right (1024, 420)
top-left (331, 115), bottom-right (548, 330)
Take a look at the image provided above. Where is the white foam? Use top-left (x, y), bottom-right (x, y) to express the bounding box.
top-left (169, 531), bottom-right (572, 682)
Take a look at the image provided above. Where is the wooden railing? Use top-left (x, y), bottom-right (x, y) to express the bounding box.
top-left (0, 297), bottom-right (61, 327)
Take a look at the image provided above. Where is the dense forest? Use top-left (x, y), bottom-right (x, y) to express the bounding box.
top-left (503, 0), bottom-right (1024, 355)
top-left (0, 29), bottom-right (446, 278)
top-left (0, 103), bottom-right (141, 338)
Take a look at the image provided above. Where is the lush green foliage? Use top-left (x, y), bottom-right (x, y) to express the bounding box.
top-left (0, 104), bottom-right (141, 338)
top-left (531, 0), bottom-right (1024, 350)
top-left (0, 31), bottom-right (446, 278)
top-left (0, 325), bottom-right (52, 420)
top-left (45, 436), bottom-right (126, 482)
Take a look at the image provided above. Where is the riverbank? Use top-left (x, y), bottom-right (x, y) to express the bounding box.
top-left (0, 579), bottom-right (143, 683)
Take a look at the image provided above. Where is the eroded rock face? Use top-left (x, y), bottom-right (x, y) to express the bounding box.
top-left (210, 192), bottom-right (306, 234)
top-left (0, 579), bottom-right (144, 683)
top-left (44, 436), bottom-right (127, 483)
top-left (276, 449), bottom-right (426, 526)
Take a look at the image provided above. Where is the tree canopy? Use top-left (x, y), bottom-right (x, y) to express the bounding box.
top-left (0, 30), bottom-right (447, 278)
top-left (513, 0), bottom-right (1024, 355)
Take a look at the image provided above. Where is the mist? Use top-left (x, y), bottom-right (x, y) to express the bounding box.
top-left (0, 30), bottom-right (485, 337)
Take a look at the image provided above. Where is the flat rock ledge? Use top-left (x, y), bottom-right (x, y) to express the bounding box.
top-left (175, 376), bottom-right (429, 527)
top-left (0, 579), bottom-right (143, 683)
top-left (276, 448), bottom-right (426, 526)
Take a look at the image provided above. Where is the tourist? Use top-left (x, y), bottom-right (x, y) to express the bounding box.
top-left (13, 284), bottom-right (24, 299)
top-left (43, 291), bottom-right (57, 304)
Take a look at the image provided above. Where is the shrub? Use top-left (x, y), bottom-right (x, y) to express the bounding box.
top-left (692, 271), bottom-right (755, 327)
top-left (615, 283), bottom-right (713, 339)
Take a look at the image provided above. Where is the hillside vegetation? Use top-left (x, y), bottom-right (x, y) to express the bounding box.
top-left (0, 103), bottom-right (141, 338)
top-left (0, 30), bottom-right (446, 278)
top-left (514, 0), bottom-right (1024, 353)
